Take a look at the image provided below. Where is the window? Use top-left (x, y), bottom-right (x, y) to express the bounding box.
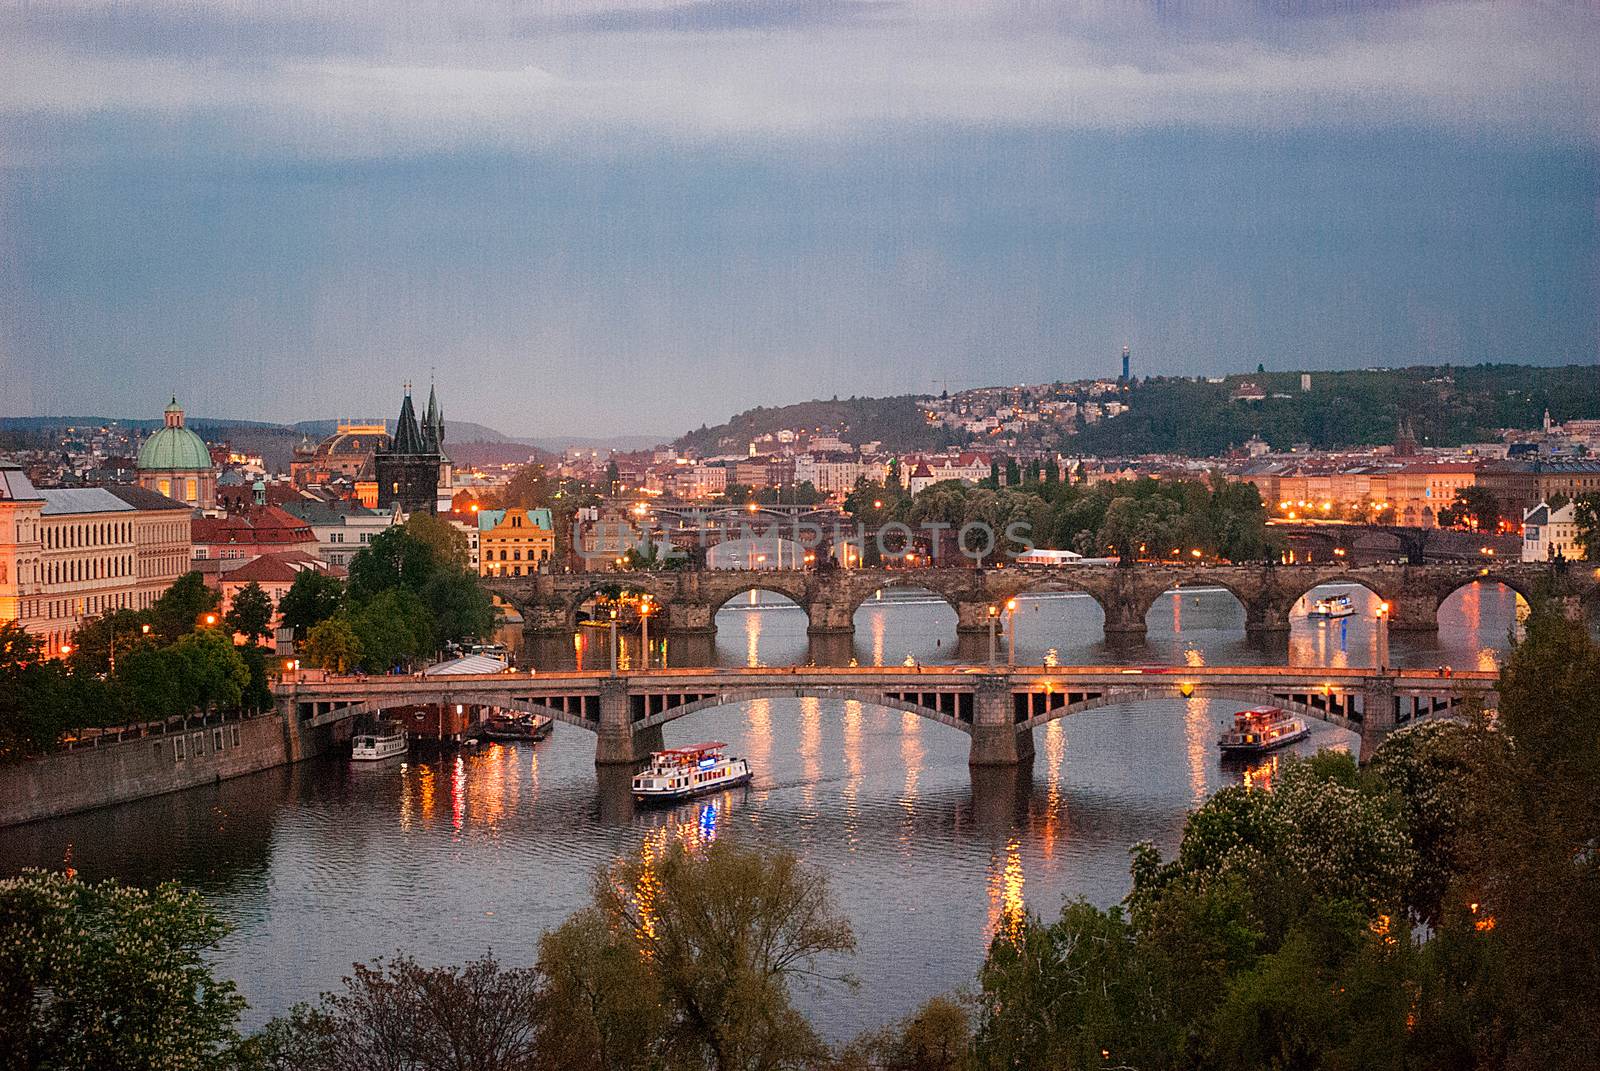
top-left (192, 732), bottom-right (205, 756)
top-left (214, 729), bottom-right (224, 752)
top-left (230, 726), bottom-right (241, 747)
top-left (175, 736), bottom-right (186, 761)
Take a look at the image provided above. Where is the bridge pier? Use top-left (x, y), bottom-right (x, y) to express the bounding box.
top-left (1359, 677), bottom-right (1398, 763)
top-left (594, 677), bottom-right (663, 766)
top-left (806, 599), bottom-right (855, 636)
top-left (1385, 593), bottom-right (1440, 633)
top-left (1101, 600), bottom-right (1148, 642)
top-left (969, 674), bottom-right (1035, 767)
top-left (1243, 601), bottom-right (1292, 639)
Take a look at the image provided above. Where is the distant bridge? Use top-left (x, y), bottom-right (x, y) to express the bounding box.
top-left (487, 561), bottom-right (1598, 640)
top-left (275, 663), bottom-right (1499, 768)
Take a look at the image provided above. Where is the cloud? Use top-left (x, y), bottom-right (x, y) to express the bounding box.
top-left (0, 0), bottom-right (1595, 169)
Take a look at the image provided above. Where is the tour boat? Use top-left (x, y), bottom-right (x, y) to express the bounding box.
top-left (351, 725), bottom-right (408, 761)
top-left (1217, 707), bottom-right (1310, 755)
top-left (1307, 593), bottom-right (1356, 619)
top-left (479, 712), bottom-right (553, 742)
top-left (632, 742), bottom-right (752, 804)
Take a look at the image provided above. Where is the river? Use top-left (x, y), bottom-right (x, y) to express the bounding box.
top-left (0, 580), bottom-right (1526, 1039)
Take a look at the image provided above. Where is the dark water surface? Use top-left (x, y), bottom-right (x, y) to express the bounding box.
top-left (0, 581), bottom-right (1525, 1038)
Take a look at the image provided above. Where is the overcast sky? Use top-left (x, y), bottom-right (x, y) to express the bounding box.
top-left (2, 0), bottom-right (1596, 437)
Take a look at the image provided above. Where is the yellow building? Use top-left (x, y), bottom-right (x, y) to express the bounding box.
top-left (478, 507), bottom-right (555, 578)
top-left (2, 464), bottom-right (192, 655)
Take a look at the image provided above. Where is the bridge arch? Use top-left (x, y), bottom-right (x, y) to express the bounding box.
top-left (843, 573), bottom-right (965, 619)
top-left (318, 695), bottom-right (601, 732)
top-left (564, 575), bottom-right (677, 628)
top-left (706, 577), bottom-right (813, 618)
top-left (632, 687), bottom-right (975, 735)
top-left (987, 572), bottom-right (1113, 622)
top-left (1016, 686), bottom-right (1365, 735)
top-left (1139, 573), bottom-right (1254, 633)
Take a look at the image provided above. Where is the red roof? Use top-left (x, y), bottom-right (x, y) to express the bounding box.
top-left (220, 551), bottom-right (333, 585)
top-left (193, 505), bottom-right (316, 548)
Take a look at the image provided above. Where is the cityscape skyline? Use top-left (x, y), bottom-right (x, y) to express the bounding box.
top-left (3, 1), bottom-right (1597, 435)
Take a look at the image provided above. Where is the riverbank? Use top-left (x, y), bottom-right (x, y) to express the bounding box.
top-left (0, 709), bottom-right (341, 827)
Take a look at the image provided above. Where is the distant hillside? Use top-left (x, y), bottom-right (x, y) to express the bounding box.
top-left (676, 395), bottom-right (957, 455)
top-left (291, 419), bottom-right (515, 444)
top-left (1075, 364), bottom-right (1600, 455)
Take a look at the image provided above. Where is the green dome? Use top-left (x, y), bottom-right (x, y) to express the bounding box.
top-left (138, 425), bottom-right (212, 472)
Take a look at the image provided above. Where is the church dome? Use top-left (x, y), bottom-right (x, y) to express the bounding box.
top-left (137, 397), bottom-right (212, 472)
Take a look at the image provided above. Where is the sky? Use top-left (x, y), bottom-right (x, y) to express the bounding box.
top-left (1, 1), bottom-right (1597, 439)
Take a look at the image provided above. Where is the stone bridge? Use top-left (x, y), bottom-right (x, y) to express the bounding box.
top-left (486, 561), bottom-right (1598, 641)
top-left (275, 663), bottom-right (1500, 769)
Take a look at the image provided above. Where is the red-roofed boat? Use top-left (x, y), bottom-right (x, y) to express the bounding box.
top-left (1217, 706), bottom-right (1310, 755)
top-left (631, 742), bottom-right (752, 804)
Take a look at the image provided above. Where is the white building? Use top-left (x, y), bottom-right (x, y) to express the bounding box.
top-left (280, 501), bottom-right (400, 568)
top-left (1522, 501), bottom-right (1580, 562)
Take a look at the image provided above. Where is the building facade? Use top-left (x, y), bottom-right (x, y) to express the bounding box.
top-left (478, 508), bottom-right (555, 577)
top-left (1522, 501), bottom-right (1580, 562)
top-left (1, 464), bottom-right (192, 655)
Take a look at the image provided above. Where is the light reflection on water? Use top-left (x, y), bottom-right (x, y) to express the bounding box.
top-left (0, 582), bottom-right (1527, 1042)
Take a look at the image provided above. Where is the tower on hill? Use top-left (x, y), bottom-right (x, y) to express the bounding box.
top-left (374, 384), bottom-right (444, 514)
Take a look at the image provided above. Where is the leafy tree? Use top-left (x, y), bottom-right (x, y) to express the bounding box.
top-left (172, 628), bottom-right (251, 713)
top-left (302, 615), bottom-right (362, 674)
top-left (1438, 486), bottom-right (1502, 532)
top-left (0, 869), bottom-right (246, 1070)
top-left (420, 568), bottom-right (497, 649)
top-left (586, 837), bottom-right (855, 1071)
top-left (66, 608), bottom-right (153, 675)
top-left (148, 572), bottom-right (223, 644)
top-left (224, 582), bottom-right (275, 645)
top-left (253, 953), bottom-right (541, 1071)
top-left (842, 996), bottom-right (970, 1071)
top-left (1574, 491), bottom-right (1600, 561)
top-left (346, 527), bottom-right (439, 604)
top-left (276, 570), bottom-right (345, 640)
top-left (537, 908), bottom-right (667, 1071)
top-left (404, 511), bottom-right (470, 571)
top-left (114, 645), bottom-right (188, 721)
top-left (0, 621), bottom-right (79, 760)
top-left (348, 589), bottom-right (433, 671)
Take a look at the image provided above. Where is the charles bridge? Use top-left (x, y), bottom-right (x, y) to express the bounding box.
top-left (485, 560), bottom-right (1599, 641)
top-left (275, 663), bottom-right (1500, 769)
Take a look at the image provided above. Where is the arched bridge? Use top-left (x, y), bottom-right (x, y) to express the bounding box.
top-left (486, 561), bottom-right (1598, 640)
top-left (275, 664), bottom-right (1498, 770)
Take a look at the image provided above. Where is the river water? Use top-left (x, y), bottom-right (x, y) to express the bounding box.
top-left (0, 581), bottom-right (1527, 1039)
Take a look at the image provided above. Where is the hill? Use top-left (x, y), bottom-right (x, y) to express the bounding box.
top-left (675, 395), bottom-right (959, 455)
top-left (1075, 364), bottom-right (1600, 455)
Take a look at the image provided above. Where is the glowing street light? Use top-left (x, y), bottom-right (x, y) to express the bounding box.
top-left (987, 604), bottom-right (1000, 666)
top-left (1005, 598), bottom-right (1019, 666)
top-left (203, 613), bottom-right (218, 627)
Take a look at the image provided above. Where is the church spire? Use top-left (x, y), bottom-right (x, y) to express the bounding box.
top-left (391, 384), bottom-right (426, 455)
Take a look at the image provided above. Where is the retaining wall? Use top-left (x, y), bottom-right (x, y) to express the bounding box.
top-left (0, 712), bottom-right (339, 827)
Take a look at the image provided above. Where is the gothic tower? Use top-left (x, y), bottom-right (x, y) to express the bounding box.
top-left (374, 384), bottom-right (443, 514)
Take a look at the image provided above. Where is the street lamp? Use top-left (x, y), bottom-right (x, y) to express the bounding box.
top-left (987, 604), bottom-right (999, 666)
top-left (1375, 601), bottom-right (1390, 671)
top-left (639, 597), bottom-right (653, 670)
top-left (609, 608), bottom-right (620, 676)
top-left (1006, 598), bottom-right (1018, 666)
top-left (203, 613), bottom-right (218, 627)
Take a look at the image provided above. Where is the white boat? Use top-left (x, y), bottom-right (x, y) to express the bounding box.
top-left (1307, 593), bottom-right (1356, 619)
top-left (351, 725), bottom-right (408, 761)
top-left (632, 742), bottom-right (752, 804)
top-left (1217, 706), bottom-right (1310, 756)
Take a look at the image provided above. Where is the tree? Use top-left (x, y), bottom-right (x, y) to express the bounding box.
top-left (1438, 486), bottom-right (1501, 532)
top-left (302, 615), bottom-right (362, 674)
top-left (1574, 492), bottom-right (1600, 561)
top-left (171, 628), bottom-right (251, 713)
top-left (586, 837), bottom-right (855, 1071)
top-left (844, 996), bottom-right (971, 1071)
top-left (346, 527), bottom-right (439, 604)
top-left (348, 589), bottom-right (432, 671)
top-left (536, 908), bottom-right (667, 1071)
top-left (114, 645), bottom-right (187, 721)
top-left (253, 953), bottom-right (541, 1071)
top-left (148, 572), bottom-right (222, 644)
top-left (404, 512), bottom-right (470, 571)
top-left (420, 568), bottom-right (497, 649)
top-left (224, 582), bottom-right (275, 645)
top-left (276, 570), bottom-right (345, 640)
top-left (0, 869), bottom-right (246, 1070)
top-left (0, 621), bottom-right (78, 760)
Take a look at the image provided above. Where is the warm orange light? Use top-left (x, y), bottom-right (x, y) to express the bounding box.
top-left (470, 503), bottom-right (479, 512)
top-left (1178, 682), bottom-right (1195, 698)
top-left (59, 644), bottom-right (72, 656)
top-left (1190, 548), bottom-right (1203, 558)
top-left (203, 614), bottom-right (218, 626)
top-left (1005, 598), bottom-right (1017, 613)
top-left (747, 502), bottom-right (759, 513)
top-left (873, 500), bottom-right (883, 509)
top-left (141, 623), bottom-right (151, 634)
top-left (988, 604), bottom-right (999, 618)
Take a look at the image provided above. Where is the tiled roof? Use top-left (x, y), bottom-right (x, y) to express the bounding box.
top-left (104, 485), bottom-right (192, 511)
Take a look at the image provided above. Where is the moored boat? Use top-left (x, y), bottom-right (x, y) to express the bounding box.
top-left (352, 724), bottom-right (408, 761)
top-left (479, 712), bottom-right (553, 742)
top-left (632, 742), bottom-right (752, 804)
top-left (1217, 706), bottom-right (1310, 755)
top-left (1307, 593), bottom-right (1356, 619)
